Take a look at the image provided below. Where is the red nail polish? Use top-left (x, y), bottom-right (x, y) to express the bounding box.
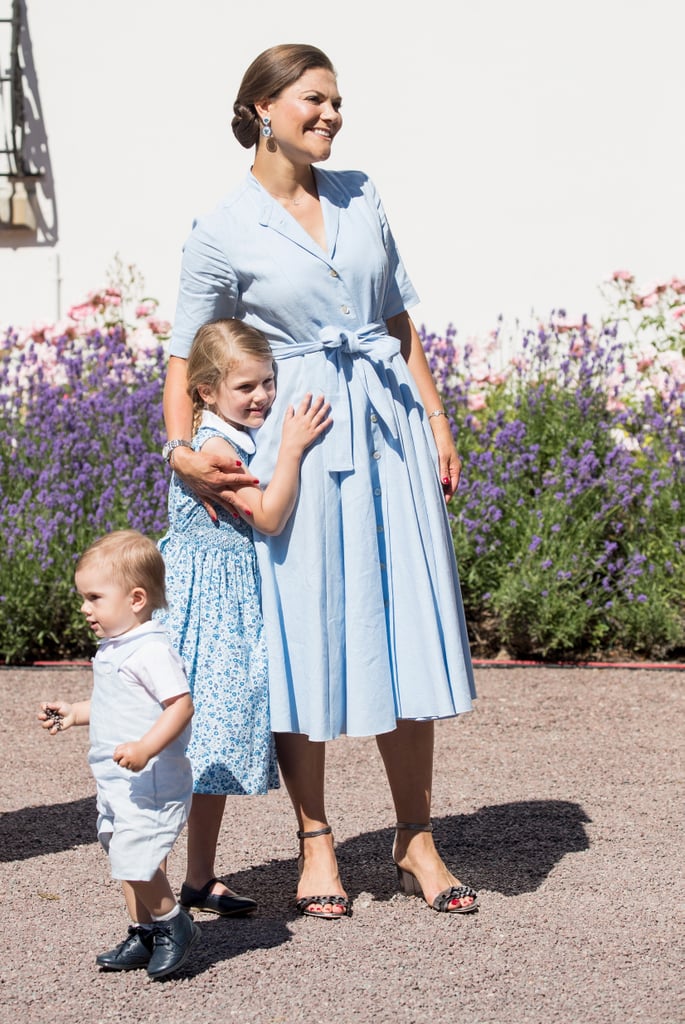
top-left (235, 460), bottom-right (242, 467)
top-left (442, 477), bottom-right (450, 485)
top-left (245, 509), bottom-right (253, 516)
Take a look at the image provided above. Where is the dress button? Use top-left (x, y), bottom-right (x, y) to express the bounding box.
top-left (341, 305), bottom-right (350, 314)
top-left (329, 268), bottom-right (339, 278)
top-left (380, 561), bottom-right (386, 571)
top-left (377, 525), bottom-right (384, 533)
top-left (372, 451), bottom-right (381, 460)
top-left (370, 414), bottom-right (378, 423)
top-left (374, 487), bottom-right (381, 496)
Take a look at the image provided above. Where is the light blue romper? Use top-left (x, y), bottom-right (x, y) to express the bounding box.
top-left (89, 626), bottom-right (193, 881)
top-left (170, 168), bottom-right (476, 742)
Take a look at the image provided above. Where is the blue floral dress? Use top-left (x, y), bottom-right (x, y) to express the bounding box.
top-left (155, 410), bottom-right (279, 795)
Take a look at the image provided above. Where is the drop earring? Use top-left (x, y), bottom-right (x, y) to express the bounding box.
top-left (262, 115), bottom-right (277, 152)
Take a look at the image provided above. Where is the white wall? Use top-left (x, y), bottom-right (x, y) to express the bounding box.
top-left (1, 0), bottom-right (684, 340)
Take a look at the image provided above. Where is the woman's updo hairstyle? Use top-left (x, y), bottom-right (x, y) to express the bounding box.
top-left (231, 43), bottom-right (336, 149)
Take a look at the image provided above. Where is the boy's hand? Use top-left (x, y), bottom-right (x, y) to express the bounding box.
top-left (113, 741), bottom-right (150, 773)
top-left (281, 394), bottom-right (332, 454)
top-left (38, 701), bottom-right (73, 734)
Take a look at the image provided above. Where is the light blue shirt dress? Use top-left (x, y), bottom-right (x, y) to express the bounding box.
top-left (170, 168), bottom-right (476, 742)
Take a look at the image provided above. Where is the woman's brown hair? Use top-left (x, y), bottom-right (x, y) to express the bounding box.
top-left (231, 43), bottom-right (336, 149)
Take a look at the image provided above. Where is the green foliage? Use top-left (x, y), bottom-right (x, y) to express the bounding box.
top-left (423, 276), bottom-right (685, 661)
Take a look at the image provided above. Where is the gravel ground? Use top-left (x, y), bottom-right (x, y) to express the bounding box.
top-left (1, 665), bottom-right (683, 1024)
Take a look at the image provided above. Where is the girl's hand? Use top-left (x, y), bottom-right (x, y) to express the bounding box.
top-left (280, 394), bottom-right (332, 454)
top-left (113, 741), bottom-right (150, 773)
top-left (38, 701), bottom-right (73, 734)
top-left (171, 445), bottom-right (260, 522)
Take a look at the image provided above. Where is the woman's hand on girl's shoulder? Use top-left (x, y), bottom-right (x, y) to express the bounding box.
top-left (171, 441), bottom-right (259, 520)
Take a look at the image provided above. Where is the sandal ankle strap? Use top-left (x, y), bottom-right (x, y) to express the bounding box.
top-left (297, 825), bottom-right (333, 839)
top-left (395, 821), bottom-right (433, 832)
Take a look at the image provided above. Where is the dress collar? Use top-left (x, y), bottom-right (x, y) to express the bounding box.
top-left (199, 409), bottom-right (257, 455)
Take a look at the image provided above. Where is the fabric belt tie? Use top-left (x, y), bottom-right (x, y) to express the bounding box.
top-left (269, 323), bottom-right (401, 472)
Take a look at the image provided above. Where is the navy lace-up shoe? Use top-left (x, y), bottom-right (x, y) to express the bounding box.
top-left (147, 909), bottom-right (200, 979)
top-left (96, 925), bottom-right (154, 971)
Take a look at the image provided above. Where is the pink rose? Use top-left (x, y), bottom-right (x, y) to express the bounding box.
top-left (635, 344), bottom-right (657, 372)
top-left (633, 291), bottom-right (659, 309)
top-left (467, 391), bottom-right (487, 412)
top-left (67, 301), bottom-right (98, 321)
top-left (612, 269), bottom-right (634, 283)
top-left (147, 317), bottom-right (172, 336)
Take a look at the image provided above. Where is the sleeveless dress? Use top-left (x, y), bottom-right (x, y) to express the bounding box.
top-left (156, 411), bottom-right (279, 794)
top-left (169, 169), bottom-right (477, 742)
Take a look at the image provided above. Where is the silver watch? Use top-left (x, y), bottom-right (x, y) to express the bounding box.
top-left (162, 439), bottom-right (193, 463)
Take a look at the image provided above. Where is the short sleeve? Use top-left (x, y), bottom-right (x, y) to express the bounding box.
top-left (169, 220), bottom-right (240, 358)
top-left (122, 641), bottom-right (190, 704)
top-left (365, 177), bottom-right (420, 319)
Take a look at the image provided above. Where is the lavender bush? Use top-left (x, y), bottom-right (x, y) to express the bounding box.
top-left (424, 272), bottom-right (685, 660)
top-left (1, 270), bottom-right (683, 663)
top-left (0, 284), bottom-right (170, 662)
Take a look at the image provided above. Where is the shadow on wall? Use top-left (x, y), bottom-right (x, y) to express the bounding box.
top-left (0, 0), bottom-right (58, 247)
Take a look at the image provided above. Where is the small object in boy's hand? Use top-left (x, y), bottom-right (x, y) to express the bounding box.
top-left (44, 706), bottom-right (63, 730)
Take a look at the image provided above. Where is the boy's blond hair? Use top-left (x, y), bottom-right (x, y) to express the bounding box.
top-left (76, 530), bottom-right (167, 611)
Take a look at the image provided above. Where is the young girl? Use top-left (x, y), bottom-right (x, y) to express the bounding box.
top-left (155, 317), bottom-right (331, 916)
top-left (39, 530), bottom-right (199, 979)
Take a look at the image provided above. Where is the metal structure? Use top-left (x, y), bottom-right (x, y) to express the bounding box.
top-left (0, 0), bottom-right (41, 230)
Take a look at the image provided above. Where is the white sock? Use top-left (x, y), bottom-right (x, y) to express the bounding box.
top-left (151, 904), bottom-right (181, 924)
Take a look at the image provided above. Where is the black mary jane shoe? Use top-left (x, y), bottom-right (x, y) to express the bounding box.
top-left (179, 877), bottom-right (257, 917)
top-left (96, 925), bottom-right (154, 971)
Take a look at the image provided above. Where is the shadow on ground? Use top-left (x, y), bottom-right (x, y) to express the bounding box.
top-left (1, 798), bottom-right (590, 900)
top-left (1, 796), bottom-right (591, 978)
top-left (0, 796), bottom-right (96, 861)
top-left (213, 801), bottom-right (592, 910)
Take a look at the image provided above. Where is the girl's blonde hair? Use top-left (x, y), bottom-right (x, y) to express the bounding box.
top-left (186, 318), bottom-right (275, 431)
top-left (75, 530), bottom-right (167, 611)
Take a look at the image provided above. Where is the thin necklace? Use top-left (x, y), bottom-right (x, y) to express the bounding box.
top-left (268, 190), bottom-right (308, 206)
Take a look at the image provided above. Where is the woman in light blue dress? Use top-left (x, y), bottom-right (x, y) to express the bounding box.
top-left (164, 44), bottom-right (479, 918)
